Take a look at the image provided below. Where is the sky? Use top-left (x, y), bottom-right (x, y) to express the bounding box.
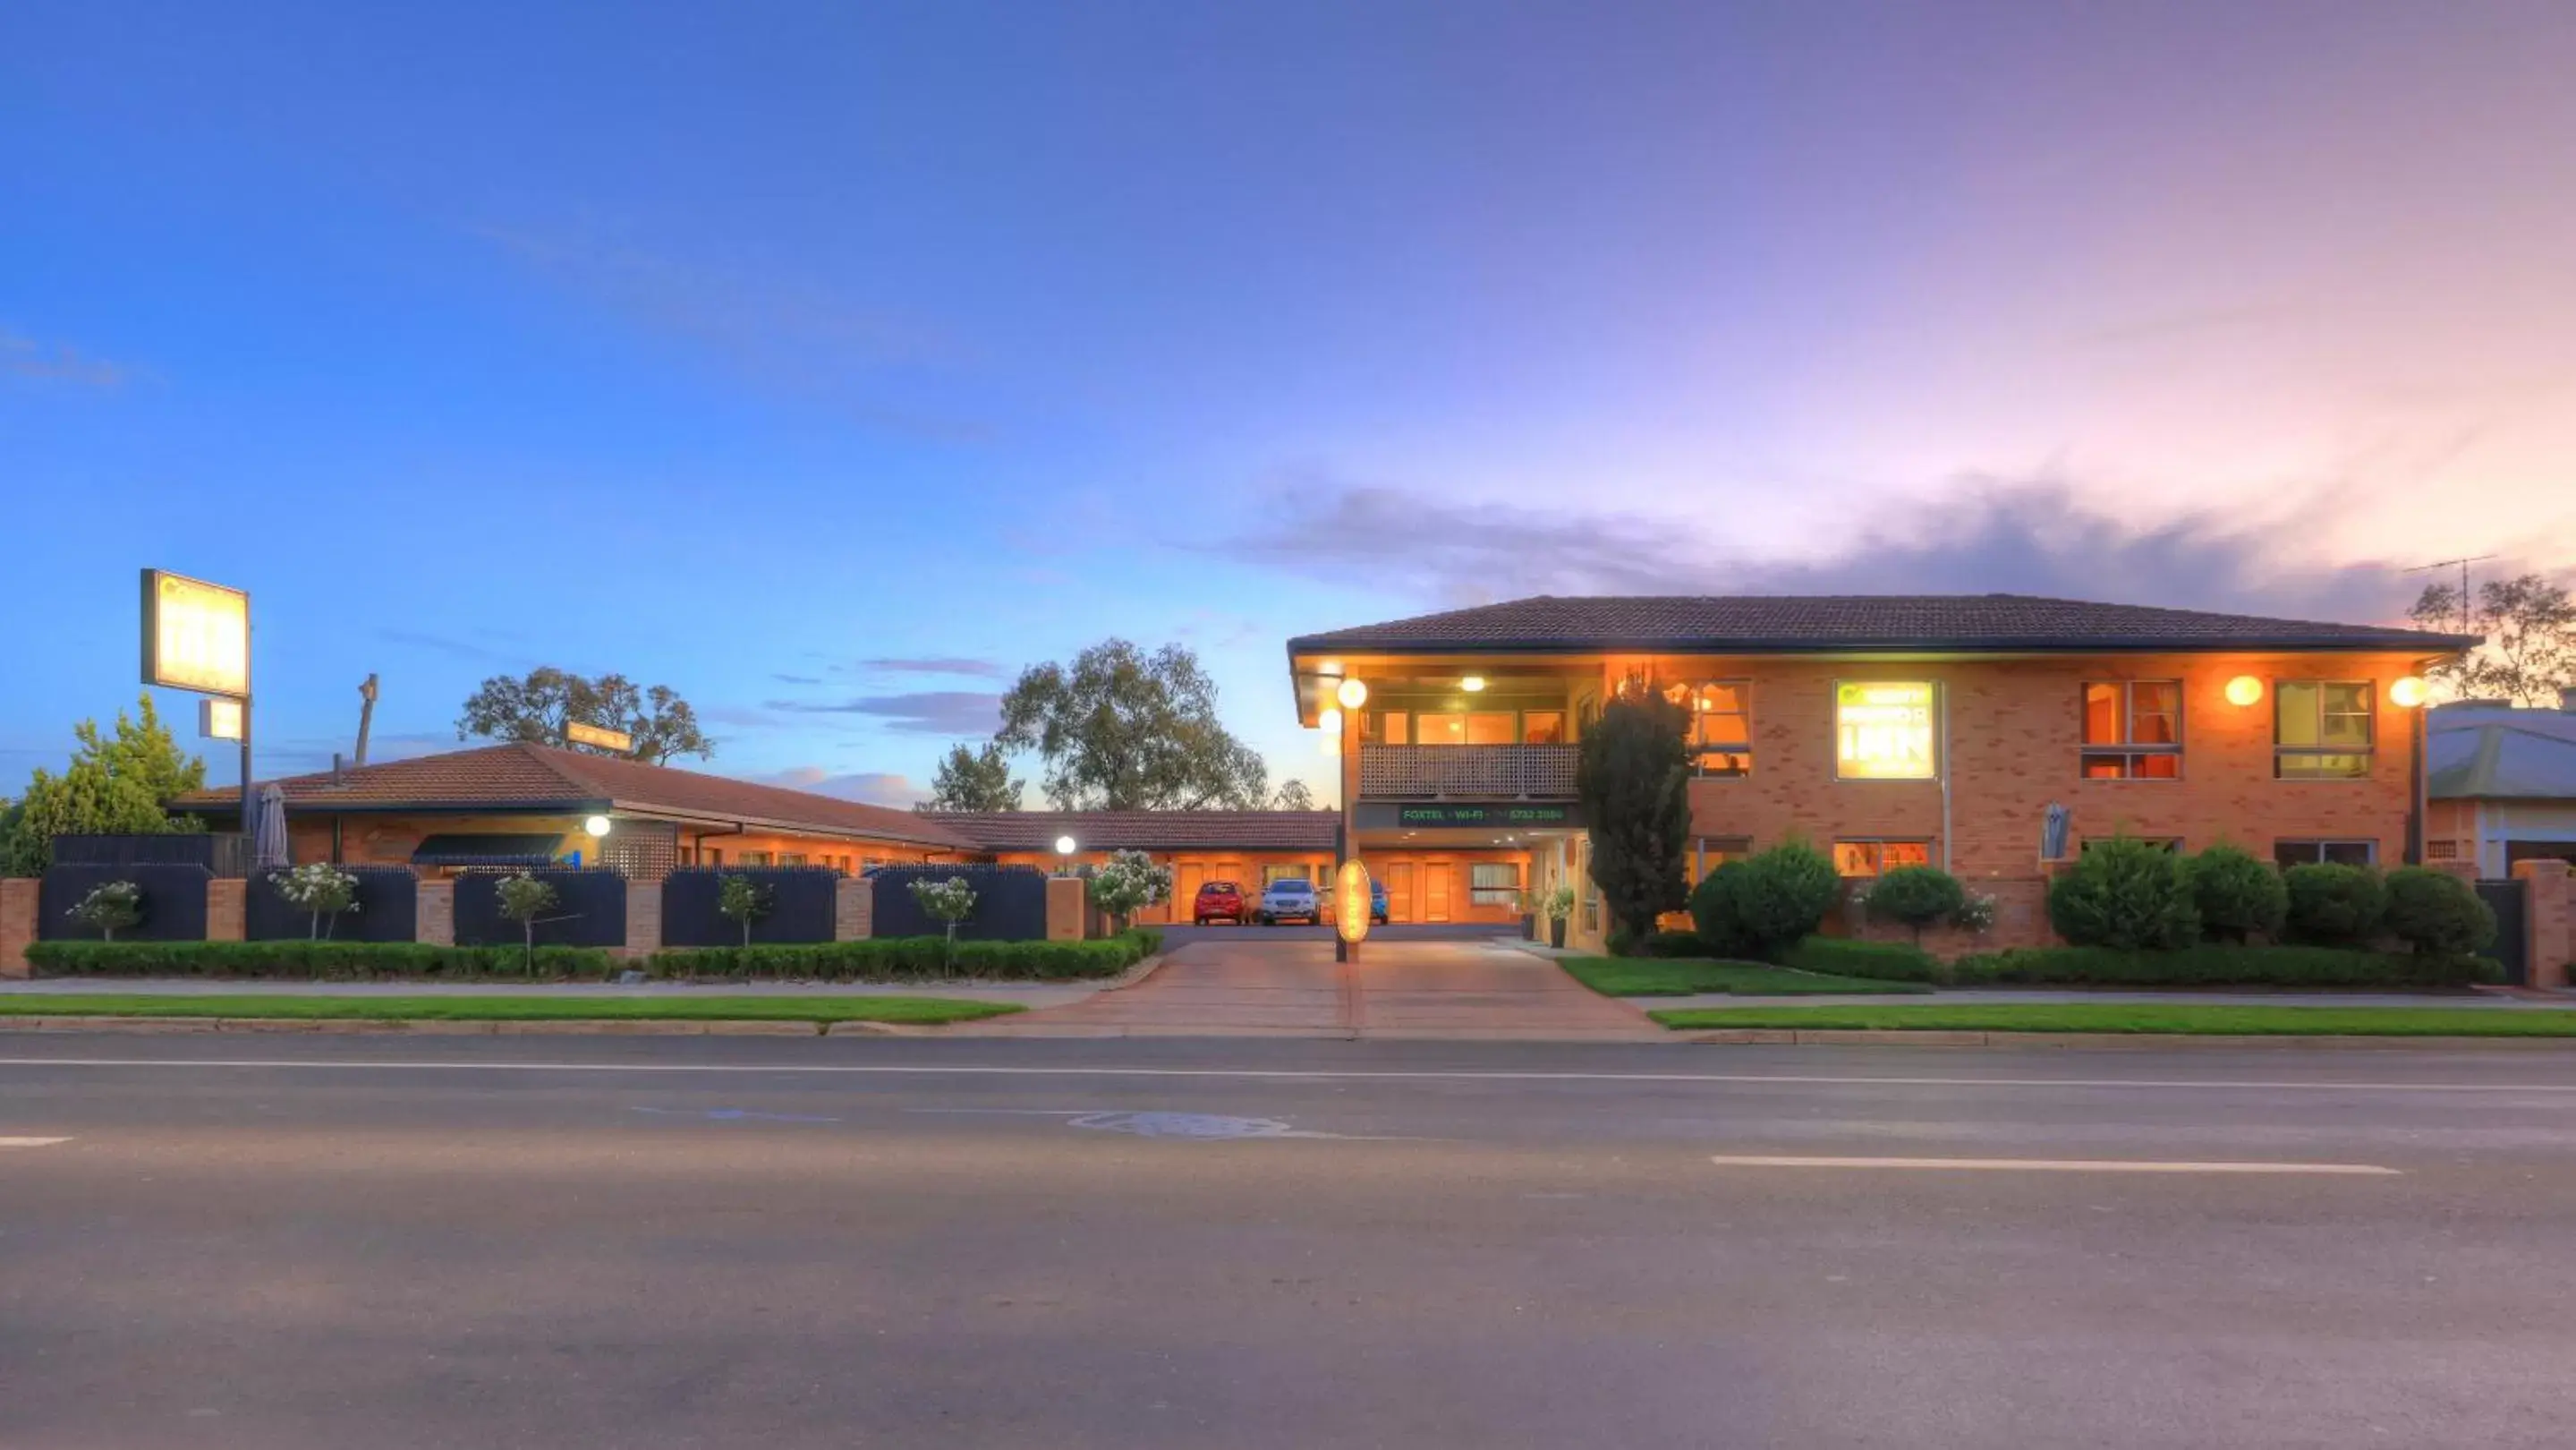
top-left (5, 0), bottom-right (2574, 807)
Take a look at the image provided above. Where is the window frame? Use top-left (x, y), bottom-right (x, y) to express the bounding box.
top-left (2079, 679), bottom-right (2184, 781)
top-left (2274, 680), bottom-right (2376, 780)
top-left (1468, 860), bottom-right (1522, 907)
top-left (1686, 679), bottom-right (1755, 778)
top-left (2273, 839), bottom-right (2378, 868)
top-left (1831, 838), bottom-right (1935, 878)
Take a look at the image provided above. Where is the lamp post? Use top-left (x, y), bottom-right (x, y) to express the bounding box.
top-left (1055, 834), bottom-right (1077, 877)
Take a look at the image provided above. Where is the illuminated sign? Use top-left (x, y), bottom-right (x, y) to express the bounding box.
top-left (1396, 804), bottom-right (1572, 827)
top-left (1835, 682), bottom-right (1937, 780)
top-left (1333, 860), bottom-right (1373, 945)
top-left (565, 721), bottom-right (634, 753)
top-left (199, 697), bottom-right (243, 741)
top-left (140, 570), bottom-right (249, 697)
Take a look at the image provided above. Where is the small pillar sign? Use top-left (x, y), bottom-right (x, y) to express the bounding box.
top-left (1333, 860), bottom-right (1373, 946)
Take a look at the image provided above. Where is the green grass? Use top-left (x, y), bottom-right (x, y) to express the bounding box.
top-left (0, 994), bottom-right (1024, 1025)
top-left (1559, 956), bottom-right (1934, 997)
top-left (1649, 1002), bottom-right (2576, 1036)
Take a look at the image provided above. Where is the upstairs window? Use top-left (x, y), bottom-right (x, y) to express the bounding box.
top-left (1683, 681), bottom-right (1753, 776)
top-left (2275, 682), bottom-right (2373, 780)
top-left (2080, 680), bottom-right (2181, 779)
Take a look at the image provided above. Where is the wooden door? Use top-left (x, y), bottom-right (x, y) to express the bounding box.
top-left (1174, 862), bottom-right (1204, 920)
top-left (1385, 861), bottom-right (1415, 923)
top-left (1424, 861), bottom-right (1453, 923)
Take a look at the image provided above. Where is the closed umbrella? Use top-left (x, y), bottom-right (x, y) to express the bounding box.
top-left (251, 783), bottom-right (290, 872)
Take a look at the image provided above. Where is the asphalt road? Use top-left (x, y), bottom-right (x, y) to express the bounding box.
top-left (6, 1036), bottom-right (2576, 1449)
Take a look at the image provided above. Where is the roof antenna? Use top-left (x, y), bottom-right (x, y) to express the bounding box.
top-left (354, 673), bottom-right (380, 766)
top-left (2403, 556), bottom-right (2497, 636)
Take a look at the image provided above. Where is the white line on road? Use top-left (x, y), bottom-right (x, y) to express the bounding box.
top-left (1711, 1154), bottom-right (2400, 1175)
top-left (0, 1137), bottom-right (72, 1148)
top-left (2, 1057), bottom-right (2573, 1094)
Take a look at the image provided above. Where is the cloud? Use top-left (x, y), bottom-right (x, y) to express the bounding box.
top-left (770, 673), bottom-right (823, 686)
top-left (852, 656), bottom-right (1007, 678)
top-left (699, 704), bottom-right (790, 730)
top-left (1211, 476), bottom-right (2442, 624)
top-left (3, 329), bottom-right (127, 387)
top-left (744, 766), bottom-right (920, 807)
top-left (758, 691), bottom-right (1002, 735)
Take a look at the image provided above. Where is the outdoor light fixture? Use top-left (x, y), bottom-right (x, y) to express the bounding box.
top-left (2224, 676), bottom-right (2265, 707)
top-left (1318, 707), bottom-right (1342, 735)
top-left (1054, 834), bottom-right (1077, 856)
top-left (1460, 676), bottom-right (1486, 693)
top-left (1335, 677), bottom-right (1368, 710)
top-left (2389, 676), bottom-right (2430, 709)
top-left (583, 815), bottom-right (611, 838)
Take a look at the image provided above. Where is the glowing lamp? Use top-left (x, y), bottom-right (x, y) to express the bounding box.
top-left (582, 815), bottom-right (611, 839)
top-left (2224, 676), bottom-right (2264, 707)
top-left (1054, 834), bottom-right (1077, 856)
top-left (2389, 676), bottom-right (2429, 709)
top-left (1335, 677), bottom-right (1368, 710)
top-left (1460, 676), bottom-right (1486, 693)
top-left (1333, 860), bottom-right (1373, 946)
top-left (1318, 706), bottom-right (1342, 735)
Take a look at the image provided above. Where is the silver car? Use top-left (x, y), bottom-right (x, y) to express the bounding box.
top-left (1255, 877), bottom-right (1321, 925)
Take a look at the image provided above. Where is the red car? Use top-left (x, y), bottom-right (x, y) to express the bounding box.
top-left (1192, 880), bottom-right (1247, 925)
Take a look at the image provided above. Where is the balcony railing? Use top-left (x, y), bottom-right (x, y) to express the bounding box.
top-left (1359, 744), bottom-right (1579, 799)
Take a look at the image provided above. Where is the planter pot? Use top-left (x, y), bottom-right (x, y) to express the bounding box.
top-left (1521, 913), bottom-right (1538, 941)
top-left (1548, 917), bottom-right (1568, 949)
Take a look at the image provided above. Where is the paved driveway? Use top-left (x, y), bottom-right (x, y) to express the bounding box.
top-left (962, 936), bottom-right (1663, 1041)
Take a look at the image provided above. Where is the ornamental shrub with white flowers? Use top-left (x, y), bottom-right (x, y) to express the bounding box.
top-left (1086, 849), bottom-right (1171, 930)
top-left (907, 875), bottom-right (979, 969)
top-left (68, 880), bottom-right (144, 942)
top-left (491, 872), bottom-right (559, 972)
top-left (273, 862), bottom-right (361, 940)
top-left (716, 872), bottom-right (772, 947)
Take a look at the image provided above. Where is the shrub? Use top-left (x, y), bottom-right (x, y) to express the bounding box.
top-left (2283, 863), bottom-right (2387, 946)
top-left (1686, 862), bottom-right (1755, 959)
top-left (25, 940), bottom-right (616, 979)
top-left (67, 880), bottom-right (145, 941)
top-left (1950, 943), bottom-right (2498, 990)
top-left (716, 873), bottom-right (772, 947)
top-left (1693, 842), bottom-right (1841, 960)
top-left (1862, 866), bottom-right (1968, 945)
top-left (2047, 838), bottom-right (2198, 950)
top-left (272, 863), bottom-right (361, 941)
top-left (2382, 867), bottom-right (2497, 959)
top-left (1637, 929), bottom-right (1715, 958)
top-left (644, 929), bottom-right (1162, 982)
top-left (1089, 849), bottom-right (1173, 927)
top-left (1951, 891), bottom-right (1998, 934)
top-left (491, 871), bottom-right (559, 969)
top-left (2187, 845), bottom-right (2288, 943)
top-left (1777, 936), bottom-right (1942, 983)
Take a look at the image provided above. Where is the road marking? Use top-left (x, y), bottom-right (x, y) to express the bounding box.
top-left (1711, 1154), bottom-right (2400, 1175)
top-left (0, 1136), bottom-right (72, 1148)
top-left (1, 1058), bottom-right (2572, 1094)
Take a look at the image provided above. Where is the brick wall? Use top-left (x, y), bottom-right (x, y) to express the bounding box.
top-left (0, 878), bottom-right (35, 978)
top-left (206, 878), bottom-right (246, 942)
top-left (834, 877), bottom-right (873, 941)
top-left (1045, 875), bottom-right (1085, 941)
top-left (416, 880), bottom-right (455, 946)
top-left (2515, 858), bottom-right (2572, 991)
top-left (621, 880), bottom-right (660, 959)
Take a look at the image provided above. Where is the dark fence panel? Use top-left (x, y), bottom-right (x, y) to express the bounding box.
top-left (52, 832), bottom-right (249, 877)
top-left (247, 866), bottom-right (421, 943)
top-left (660, 867), bottom-right (840, 947)
top-left (2478, 879), bottom-right (2529, 987)
top-left (38, 864), bottom-right (213, 942)
top-left (453, 869), bottom-right (629, 949)
top-left (868, 864), bottom-right (1050, 942)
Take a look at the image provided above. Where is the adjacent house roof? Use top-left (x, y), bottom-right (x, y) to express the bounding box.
top-left (925, 810), bottom-right (1341, 853)
top-left (2429, 704), bottom-right (2576, 801)
top-left (1288, 593), bottom-right (2472, 656)
top-left (173, 743), bottom-right (982, 851)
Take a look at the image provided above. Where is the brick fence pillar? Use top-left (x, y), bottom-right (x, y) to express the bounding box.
top-left (2512, 859), bottom-right (2572, 991)
top-left (417, 879), bottom-right (455, 947)
top-left (1045, 875), bottom-right (1086, 942)
top-left (834, 877), bottom-right (873, 941)
top-left (206, 878), bottom-right (246, 942)
top-left (0, 878), bottom-right (36, 978)
top-left (621, 877), bottom-right (660, 960)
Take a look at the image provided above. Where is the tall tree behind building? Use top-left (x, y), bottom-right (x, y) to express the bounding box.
top-left (920, 743), bottom-right (1024, 813)
top-left (994, 639), bottom-right (1268, 810)
top-left (0, 695), bottom-right (207, 875)
top-left (457, 668), bottom-right (713, 764)
top-left (2410, 574), bottom-right (2575, 706)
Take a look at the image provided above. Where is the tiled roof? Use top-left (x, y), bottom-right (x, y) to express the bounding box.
top-left (2430, 704), bottom-right (2576, 800)
top-left (174, 743), bottom-right (982, 850)
top-left (1288, 594), bottom-right (2472, 655)
top-left (926, 810), bottom-right (1341, 853)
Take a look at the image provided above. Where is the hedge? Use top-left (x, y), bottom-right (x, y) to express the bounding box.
top-left (1947, 944), bottom-right (2501, 989)
top-left (1776, 936), bottom-right (1944, 983)
top-left (25, 940), bottom-right (617, 980)
top-left (645, 928), bottom-right (1166, 982)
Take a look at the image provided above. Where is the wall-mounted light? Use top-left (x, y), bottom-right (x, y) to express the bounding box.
top-left (1335, 678), bottom-right (1368, 710)
top-left (583, 815), bottom-right (611, 839)
top-left (1054, 834), bottom-right (1077, 856)
top-left (1318, 706), bottom-right (1342, 735)
top-left (2389, 676), bottom-right (2430, 709)
top-left (2224, 676), bottom-right (2265, 707)
top-left (1460, 676), bottom-right (1486, 693)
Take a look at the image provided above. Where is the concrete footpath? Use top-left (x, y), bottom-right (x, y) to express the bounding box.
top-left (0, 977), bottom-right (1107, 1007)
top-left (1636, 987), bottom-right (2576, 1011)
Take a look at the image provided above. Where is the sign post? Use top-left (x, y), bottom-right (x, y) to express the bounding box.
top-left (141, 570), bottom-right (251, 827)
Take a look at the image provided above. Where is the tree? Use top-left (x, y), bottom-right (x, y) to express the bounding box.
top-left (457, 668), bottom-right (714, 764)
top-left (1576, 686), bottom-right (1692, 949)
top-left (1271, 779), bottom-right (1317, 811)
top-left (908, 875), bottom-right (978, 971)
top-left (68, 880), bottom-right (144, 942)
top-left (1863, 865), bottom-right (1969, 948)
top-left (492, 872), bottom-right (558, 973)
top-left (2410, 573), bottom-right (2575, 706)
top-left (920, 743), bottom-right (1023, 813)
top-left (273, 863), bottom-right (361, 941)
top-left (994, 640), bottom-right (1267, 810)
top-left (1089, 849), bottom-right (1173, 931)
top-left (717, 872), bottom-right (772, 948)
top-left (1, 695), bottom-right (208, 876)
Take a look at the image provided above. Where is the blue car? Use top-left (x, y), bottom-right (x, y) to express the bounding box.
top-left (1370, 880), bottom-right (1390, 925)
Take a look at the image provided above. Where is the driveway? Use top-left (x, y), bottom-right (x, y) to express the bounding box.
top-left (962, 936), bottom-right (1663, 1041)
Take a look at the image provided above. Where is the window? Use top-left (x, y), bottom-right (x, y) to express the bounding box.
top-left (2080, 680), bottom-right (2181, 779)
top-left (678, 848), bottom-right (698, 866)
top-left (1689, 836), bottom-right (1751, 885)
top-left (703, 849), bottom-right (723, 867)
top-left (1522, 711), bottom-right (1565, 745)
top-left (1688, 682), bottom-right (1753, 776)
top-left (1470, 861), bottom-right (1522, 907)
top-left (739, 850), bottom-right (772, 866)
top-left (1416, 712), bottom-right (1465, 746)
top-left (2275, 681), bottom-right (2374, 779)
top-left (1262, 864), bottom-right (1313, 886)
top-left (1365, 711), bottom-right (1410, 745)
top-left (1832, 840), bottom-right (1933, 877)
top-left (779, 853), bottom-right (807, 867)
top-left (1466, 712), bottom-right (1516, 746)
top-left (2274, 839), bottom-right (2376, 867)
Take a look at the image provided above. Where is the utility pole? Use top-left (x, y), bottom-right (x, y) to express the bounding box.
top-left (2404, 555), bottom-right (2498, 635)
top-left (354, 673), bottom-right (380, 766)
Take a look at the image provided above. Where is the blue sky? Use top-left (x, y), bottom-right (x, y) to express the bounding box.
top-left (6, 1), bottom-right (2573, 806)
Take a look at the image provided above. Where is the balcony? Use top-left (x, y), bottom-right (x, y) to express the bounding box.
top-left (1359, 744), bottom-right (1579, 799)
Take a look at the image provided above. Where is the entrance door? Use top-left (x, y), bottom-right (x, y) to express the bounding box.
top-left (1174, 862), bottom-right (1205, 920)
top-left (1424, 862), bottom-right (1453, 923)
top-left (1385, 862), bottom-right (1415, 923)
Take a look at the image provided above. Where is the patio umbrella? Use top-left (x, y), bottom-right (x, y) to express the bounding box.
top-left (251, 782), bottom-right (290, 873)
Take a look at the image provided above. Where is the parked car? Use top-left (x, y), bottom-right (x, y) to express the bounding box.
top-left (1192, 880), bottom-right (1247, 925)
top-left (1256, 877), bottom-right (1321, 925)
top-left (1371, 880), bottom-right (1390, 925)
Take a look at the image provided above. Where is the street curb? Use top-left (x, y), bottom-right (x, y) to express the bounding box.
top-left (0, 1016), bottom-right (838, 1036)
top-left (1674, 1028), bottom-right (2576, 1050)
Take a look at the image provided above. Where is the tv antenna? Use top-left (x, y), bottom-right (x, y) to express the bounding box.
top-left (2403, 555), bottom-right (2497, 635)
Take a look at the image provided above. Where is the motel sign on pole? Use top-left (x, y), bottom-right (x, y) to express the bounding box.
top-left (141, 569), bottom-right (253, 825)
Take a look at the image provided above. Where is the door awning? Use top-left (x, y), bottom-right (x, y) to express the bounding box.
top-left (410, 833), bottom-right (565, 867)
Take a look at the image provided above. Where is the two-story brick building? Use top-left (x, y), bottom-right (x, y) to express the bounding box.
top-left (1287, 594), bottom-right (2470, 951)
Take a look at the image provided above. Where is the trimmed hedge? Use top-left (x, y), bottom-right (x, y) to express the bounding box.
top-left (1948, 944), bottom-right (2502, 989)
top-left (2047, 837), bottom-right (2198, 950)
top-left (2283, 863), bottom-right (2386, 946)
top-left (2186, 844), bottom-right (2288, 943)
top-left (25, 940), bottom-right (617, 980)
top-left (1777, 936), bottom-right (1944, 983)
top-left (1637, 929), bottom-right (1717, 958)
top-left (2383, 867), bottom-right (2497, 959)
top-left (645, 928), bottom-right (1166, 982)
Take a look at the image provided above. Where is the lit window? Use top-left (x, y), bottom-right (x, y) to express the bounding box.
top-left (740, 851), bottom-right (772, 866)
top-left (1466, 712), bottom-right (1516, 746)
top-left (1834, 683), bottom-right (1937, 780)
top-left (1469, 861), bottom-right (1522, 907)
top-left (2275, 682), bottom-right (2374, 779)
top-left (1262, 864), bottom-right (1313, 886)
top-left (1688, 681), bottom-right (1753, 776)
top-left (2079, 680), bottom-right (2182, 780)
top-left (1416, 712), bottom-right (1466, 746)
top-left (1365, 711), bottom-right (1409, 745)
top-left (1832, 840), bottom-right (1933, 877)
top-left (779, 853), bottom-right (806, 867)
top-left (2274, 839), bottom-right (2376, 867)
top-left (1521, 711), bottom-right (1565, 745)
top-left (1689, 836), bottom-right (1751, 885)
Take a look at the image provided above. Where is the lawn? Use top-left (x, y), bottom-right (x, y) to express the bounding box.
top-left (1649, 1002), bottom-right (2576, 1036)
top-left (0, 994), bottom-right (1024, 1026)
top-left (1560, 957), bottom-right (1934, 997)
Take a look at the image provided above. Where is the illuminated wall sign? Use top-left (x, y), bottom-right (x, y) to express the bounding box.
top-left (199, 697), bottom-right (243, 741)
top-left (140, 570), bottom-right (249, 697)
top-left (1333, 860), bottom-right (1373, 945)
top-left (1835, 682), bottom-right (1937, 780)
top-left (565, 721), bottom-right (635, 753)
top-left (1396, 804), bottom-right (1572, 827)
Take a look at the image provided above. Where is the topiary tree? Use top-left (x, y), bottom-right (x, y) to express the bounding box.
top-left (2046, 836), bottom-right (2199, 951)
top-left (2282, 863), bottom-right (2387, 947)
top-left (273, 863), bottom-right (361, 941)
top-left (1576, 687), bottom-right (1693, 951)
top-left (2186, 844), bottom-right (2288, 944)
top-left (492, 871), bottom-right (558, 974)
top-left (1696, 841), bottom-right (1841, 960)
top-left (2383, 866), bottom-right (2496, 960)
top-left (717, 872), bottom-right (771, 948)
top-left (68, 880), bottom-right (143, 942)
top-left (1088, 849), bottom-right (1172, 933)
top-left (1864, 865), bottom-right (1968, 948)
top-left (908, 875), bottom-right (979, 972)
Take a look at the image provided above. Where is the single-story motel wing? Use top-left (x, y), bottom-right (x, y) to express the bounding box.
top-left (177, 592), bottom-right (2489, 950)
